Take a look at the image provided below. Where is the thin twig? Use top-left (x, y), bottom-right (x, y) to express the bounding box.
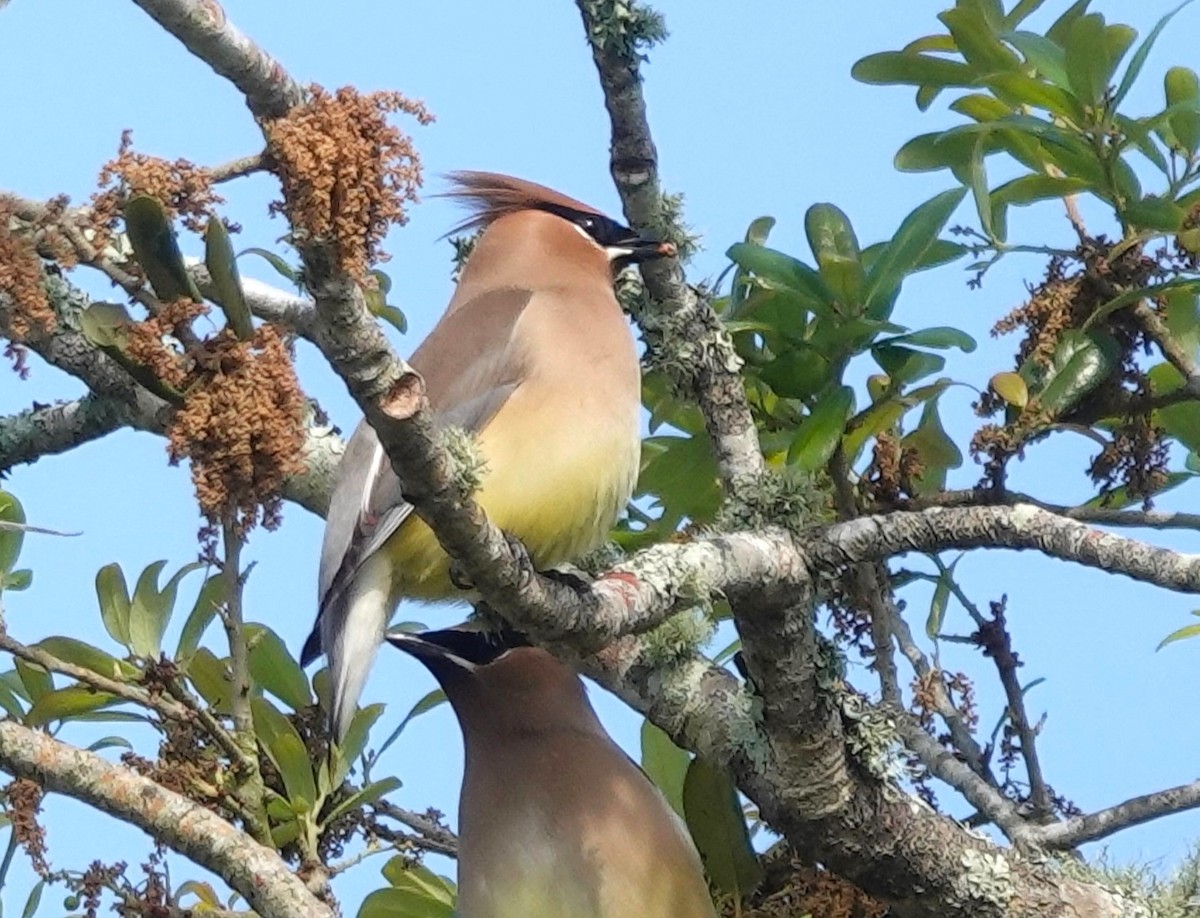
top-left (1034, 778), bottom-right (1200, 849)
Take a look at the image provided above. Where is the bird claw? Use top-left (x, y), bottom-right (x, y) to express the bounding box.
top-left (541, 567), bottom-right (594, 595)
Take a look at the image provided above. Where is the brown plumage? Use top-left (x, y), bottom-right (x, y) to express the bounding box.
top-left (388, 629), bottom-right (718, 918)
top-left (305, 172), bottom-right (674, 741)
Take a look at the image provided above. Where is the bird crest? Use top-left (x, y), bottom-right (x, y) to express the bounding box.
top-left (441, 171), bottom-right (605, 235)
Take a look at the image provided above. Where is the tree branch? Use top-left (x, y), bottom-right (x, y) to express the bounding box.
top-left (128, 0), bottom-right (305, 120)
top-left (906, 487), bottom-right (1200, 532)
top-left (1034, 778), bottom-right (1200, 849)
top-left (0, 395), bottom-right (137, 472)
top-left (821, 504), bottom-right (1200, 595)
top-left (0, 720), bottom-right (331, 918)
top-left (575, 0), bottom-right (765, 493)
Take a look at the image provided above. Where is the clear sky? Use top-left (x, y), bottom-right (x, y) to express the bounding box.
top-left (3, 0), bottom-right (1200, 912)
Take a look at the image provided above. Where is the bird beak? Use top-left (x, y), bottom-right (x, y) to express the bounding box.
top-left (387, 630), bottom-right (480, 673)
top-left (606, 233), bottom-right (677, 267)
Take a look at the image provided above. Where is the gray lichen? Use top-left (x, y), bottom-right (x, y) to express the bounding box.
top-left (438, 425), bottom-right (488, 493)
top-left (580, 0), bottom-right (669, 62)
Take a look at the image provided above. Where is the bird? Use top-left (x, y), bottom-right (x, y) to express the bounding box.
top-left (387, 626), bottom-right (718, 917)
top-left (303, 172), bottom-right (676, 740)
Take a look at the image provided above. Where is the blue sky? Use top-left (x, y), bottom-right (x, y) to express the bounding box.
top-left (3, 0), bottom-right (1200, 911)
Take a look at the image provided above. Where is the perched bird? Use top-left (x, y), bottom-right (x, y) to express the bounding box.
top-left (387, 627), bottom-right (717, 917)
top-left (303, 172), bottom-right (675, 740)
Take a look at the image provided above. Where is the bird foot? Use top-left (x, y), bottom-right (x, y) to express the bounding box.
top-left (540, 566), bottom-right (594, 594)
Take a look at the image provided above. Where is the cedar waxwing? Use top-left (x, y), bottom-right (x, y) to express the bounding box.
top-left (303, 172), bottom-right (675, 740)
top-left (387, 627), bottom-right (718, 917)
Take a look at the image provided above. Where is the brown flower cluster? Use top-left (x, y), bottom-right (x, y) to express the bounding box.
top-left (265, 85), bottom-right (433, 280)
top-left (90, 130), bottom-right (223, 243)
top-left (0, 198), bottom-right (57, 345)
top-left (121, 716), bottom-right (238, 823)
top-left (730, 864), bottom-right (887, 918)
top-left (5, 777), bottom-right (49, 876)
top-left (166, 324), bottom-right (307, 539)
top-left (860, 431), bottom-right (924, 506)
top-left (124, 297), bottom-right (209, 389)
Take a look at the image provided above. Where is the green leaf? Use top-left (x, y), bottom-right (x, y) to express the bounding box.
top-left (1005, 0), bottom-right (1050, 29)
top-left (879, 326), bottom-right (976, 352)
top-left (25, 686), bottom-right (119, 727)
top-left (725, 243), bottom-right (836, 318)
top-left (15, 659), bottom-right (52, 703)
top-left (805, 203), bottom-right (864, 307)
top-left (128, 560), bottom-right (201, 659)
top-left (990, 372), bottom-right (1029, 408)
top-left (0, 678), bottom-right (26, 719)
top-left (872, 345), bottom-right (946, 387)
top-left (237, 247), bottom-right (300, 284)
top-left (788, 386), bottom-right (855, 471)
top-left (1035, 330), bottom-right (1121, 414)
top-left (36, 637), bottom-right (135, 681)
top-left (1085, 470), bottom-right (1192, 509)
top-left (1084, 278), bottom-right (1200, 329)
top-left (1046, 0), bottom-right (1093, 48)
top-left (682, 757), bottom-right (763, 898)
top-left (902, 398), bottom-right (963, 494)
top-left (851, 52), bottom-right (976, 88)
top-left (372, 689), bottom-right (448, 765)
top-left (95, 563), bottom-right (132, 649)
top-left (1150, 364), bottom-right (1200, 452)
top-left (186, 648), bottom-right (232, 713)
top-left (373, 304), bottom-right (408, 335)
top-left (1157, 612), bottom-right (1200, 650)
top-left (927, 575), bottom-right (951, 639)
top-left (1123, 196), bottom-right (1187, 232)
top-left (322, 776), bottom-right (402, 827)
top-left (757, 347), bottom-right (832, 401)
top-left (990, 174), bottom-right (1091, 211)
top-left (984, 72), bottom-right (1083, 119)
top-left (636, 434), bottom-right (722, 531)
top-left (334, 702), bottom-right (386, 787)
top-left (863, 188), bottom-right (967, 314)
top-left (204, 218), bottom-right (254, 340)
top-left (79, 303), bottom-right (134, 349)
top-left (1165, 66), bottom-right (1200, 153)
top-left (640, 720), bottom-right (691, 819)
top-left (358, 888), bottom-right (454, 918)
top-left (895, 131), bottom-right (985, 174)
top-left (176, 574), bottom-right (225, 663)
top-left (1004, 31), bottom-right (1069, 87)
top-left (0, 491), bottom-right (25, 576)
top-left (1113, 1), bottom-right (1194, 108)
top-left (86, 735), bottom-right (134, 753)
top-left (175, 881), bottom-right (222, 909)
top-left (381, 860), bottom-right (457, 903)
top-left (252, 697), bottom-right (318, 812)
top-left (123, 195), bottom-right (201, 302)
top-left (21, 879), bottom-right (44, 918)
top-left (4, 569), bottom-right (32, 591)
top-left (246, 624), bottom-right (313, 711)
top-left (939, 6), bottom-right (1021, 73)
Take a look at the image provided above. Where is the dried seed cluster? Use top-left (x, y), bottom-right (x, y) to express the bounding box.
top-left (0, 199), bottom-right (57, 347)
top-left (265, 85), bottom-right (433, 280)
top-left (166, 324), bottom-right (307, 540)
top-left (5, 777), bottom-right (49, 876)
top-left (90, 129), bottom-right (223, 241)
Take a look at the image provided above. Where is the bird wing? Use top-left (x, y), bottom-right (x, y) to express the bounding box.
top-left (303, 287), bottom-right (533, 664)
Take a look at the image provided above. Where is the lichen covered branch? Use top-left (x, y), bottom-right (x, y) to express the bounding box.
top-left (0, 721), bottom-right (332, 918)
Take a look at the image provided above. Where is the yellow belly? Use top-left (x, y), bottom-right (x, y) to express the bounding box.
top-left (381, 410), bottom-right (639, 601)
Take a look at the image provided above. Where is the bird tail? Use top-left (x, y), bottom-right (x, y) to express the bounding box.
top-left (322, 553), bottom-right (393, 743)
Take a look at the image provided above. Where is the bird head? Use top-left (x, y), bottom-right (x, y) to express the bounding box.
top-left (442, 171), bottom-right (676, 270)
top-left (387, 624), bottom-right (600, 736)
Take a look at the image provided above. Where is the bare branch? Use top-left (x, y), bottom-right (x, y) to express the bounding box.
top-left (372, 800), bottom-right (459, 858)
top-left (821, 504), bottom-right (1200, 595)
top-left (128, 0), bottom-right (305, 120)
top-left (574, 0), bottom-right (764, 492)
top-left (1034, 778), bottom-right (1200, 849)
top-left (209, 151), bottom-right (269, 183)
top-left (0, 395), bottom-right (137, 472)
top-left (0, 720), bottom-right (332, 918)
top-left (909, 487), bottom-right (1200, 532)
